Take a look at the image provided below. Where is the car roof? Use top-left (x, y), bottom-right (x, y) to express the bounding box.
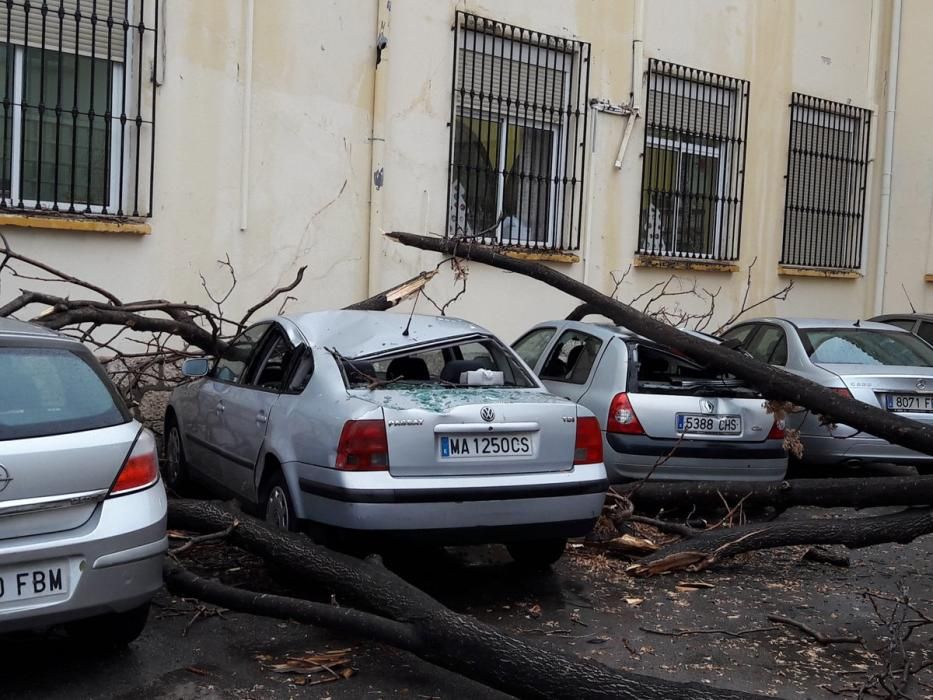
top-left (734, 317), bottom-right (909, 332)
top-left (280, 310), bottom-right (493, 357)
top-left (535, 319), bottom-right (721, 346)
top-left (0, 317), bottom-right (66, 340)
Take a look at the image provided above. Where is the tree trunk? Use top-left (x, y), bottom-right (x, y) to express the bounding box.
top-left (167, 499), bottom-right (768, 700)
top-left (625, 475), bottom-right (933, 513)
top-left (385, 232), bottom-right (933, 458)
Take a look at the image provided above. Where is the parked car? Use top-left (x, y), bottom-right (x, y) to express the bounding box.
top-left (720, 317), bottom-right (933, 472)
top-left (165, 311), bottom-right (608, 566)
top-left (512, 320), bottom-right (788, 482)
top-left (0, 318), bottom-right (166, 645)
top-left (869, 313), bottom-right (933, 346)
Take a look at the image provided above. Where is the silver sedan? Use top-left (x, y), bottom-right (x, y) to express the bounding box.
top-left (513, 320), bottom-right (788, 482)
top-left (0, 319), bottom-right (167, 645)
top-left (720, 317), bottom-right (933, 472)
top-left (165, 311), bottom-right (608, 567)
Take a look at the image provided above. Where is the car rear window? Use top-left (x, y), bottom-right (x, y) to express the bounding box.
top-left (0, 346), bottom-right (127, 440)
top-left (803, 329), bottom-right (933, 366)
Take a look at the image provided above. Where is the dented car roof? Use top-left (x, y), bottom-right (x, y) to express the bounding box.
top-left (279, 310), bottom-right (491, 357)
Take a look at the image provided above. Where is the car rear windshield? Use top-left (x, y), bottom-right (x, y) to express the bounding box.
top-left (342, 337), bottom-right (536, 389)
top-left (803, 329), bottom-right (933, 366)
top-left (630, 342), bottom-right (758, 397)
top-left (0, 346), bottom-right (127, 440)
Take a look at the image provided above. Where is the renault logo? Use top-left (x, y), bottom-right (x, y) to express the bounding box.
top-left (480, 406), bottom-right (496, 422)
top-left (0, 464), bottom-right (11, 494)
top-left (700, 399), bottom-right (716, 414)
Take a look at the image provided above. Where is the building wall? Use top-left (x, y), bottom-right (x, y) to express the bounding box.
top-left (0, 0), bottom-right (925, 346)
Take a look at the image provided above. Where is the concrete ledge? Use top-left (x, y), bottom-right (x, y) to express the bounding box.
top-left (501, 248), bottom-right (580, 264)
top-left (924, 274), bottom-right (933, 284)
top-left (778, 265), bottom-right (861, 279)
top-left (633, 255), bottom-right (739, 273)
top-left (0, 212), bottom-right (151, 235)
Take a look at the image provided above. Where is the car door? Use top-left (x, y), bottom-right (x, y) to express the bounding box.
top-left (191, 322), bottom-right (271, 487)
top-left (211, 325), bottom-right (299, 498)
top-left (538, 328), bottom-right (605, 401)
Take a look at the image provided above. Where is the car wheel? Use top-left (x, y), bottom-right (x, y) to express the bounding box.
top-left (264, 472), bottom-right (298, 532)
top-left (68, 602), bottom-right (150, 648)
top-left (163, 420), bottom-right (189, 492)
top-left (506, 538), bottom-right (567, 569)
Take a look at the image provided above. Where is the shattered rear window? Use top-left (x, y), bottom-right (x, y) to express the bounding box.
top-left (341, 336), bottom-right (536, 389)
top-left (631, 343), bottom-right (757, 397)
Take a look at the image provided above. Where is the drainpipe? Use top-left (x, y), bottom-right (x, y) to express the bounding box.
top-left (873, 0), bottom-right (902, 315)
top-left (367, 0), bottom-right (391, 295)
top-left (239, 0), bottom-right (255, 231)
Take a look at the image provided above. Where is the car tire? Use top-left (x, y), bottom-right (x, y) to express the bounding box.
top-left (506, 538), bottom-right (567, 569)
top-left (163, 419), bottom-right (190, 492)
top-left (68, 602), bottom-right (150, 648)
top-left (263, 471), bottom-right (299, 532)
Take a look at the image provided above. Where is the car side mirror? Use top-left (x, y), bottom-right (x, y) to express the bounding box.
top-left (182, 358), bottom-right (210, 377)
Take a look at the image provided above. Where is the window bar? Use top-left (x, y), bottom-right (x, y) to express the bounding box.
top-left (798, 96), bottom-right (815, 265)
top-left (2, 2), bottom-right (13, 206)
top-left (18, 0), bottom-right (29, 208)
top-left (477, 17), bottom-right (492, 239)
top-left (493, 23), bottom-right (506, 242)
top-left (854, 111), bottom-right (872, 267)
top-left (465, 20), bottom-right (480, 239)
top-left (846, 106), bottom-right (862, 268)
top-left (852, 111), bottom-right (869, 268)
top-left (838, 105), bottom-right (851, 268)
top-left (35, 1), bottom-right (48, 206)
top-left (117, 0), bottom-right (127, 215)
top-left (564, 37), bottom-right (580, 251)
top-left (85, 0), bottom-right (97, 212)
top-left (515, 28), bottom-right (530, 247)
top-left (636, 59), bottom-right (651, 253)
top-left (685, 67), bottom-right (699, 258)
top-left (132, 0), bottom-right (145, 216)
top-left (529, 29), bottom-right (544, 248)
top-left (724, 74), bottom-right (737, 261)
top-left (831, 104), bottom-right (846, 267)
top-left (552, 39), bottom-right (568, 249)
top-left (735, 79), bottom-right (750, 260)
top-left (146, 0), bottom-right (157, 216)
top-left (502, 23), bottom-right (517, 242)
top-left (101, 0), bottom-right (112, 213)
top-left (667, 62), bottom-right (683, 256)
top-left (816, 98), bottom-right (832, 267)
top-left (444, 16), bottom-right (458, 239)
top-left (673, 63), bottom-right (687, 256)
top-left (574, 42), bottom-right (589, 251)
top-left (781, 97), bottom-right (796, 264)
top-left (68, 0), bottom-right (79, 210)
top-left (52, 0), bottom-right (64, 209)
top-left (824, 100), bottom-right (838, 267)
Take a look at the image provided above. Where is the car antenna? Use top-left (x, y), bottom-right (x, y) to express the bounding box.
top-left (902, 283), bottom-right (918, 313)
top-left (402, 290), bottom-right (421, 337)
top-left (854, 319), bottom-right (861, 327)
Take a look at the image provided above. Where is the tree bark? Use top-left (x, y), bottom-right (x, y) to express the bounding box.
top-left (628, 507), bottom-right (933, 576)
top-left (625, 475), bottom-right (933, 513)
top-left (346, 270), bottom-right (437, 311)
top-left (167, 499), bottom-right (768, 700)
top-left (385, 232), bottom-right (933, 458)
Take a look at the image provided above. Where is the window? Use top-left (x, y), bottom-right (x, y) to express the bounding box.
top-left (540, 330), bottom-right (602, 384)
top-left (744, 326), bottom-right (787, 365)
top-left (781, 94), bottom-right (872, 270)
top-left (213, 324), bottom-right (270, 383)
top-left (638, 60), bottom-right (749, 261)
top-left (512, 327), bottom-right (556, 368)
top-left (803, 329), bottom-right (933, 366)
top-left (248, 332), bottom-right (298, 391)
top-left (0, 0), bottom-right (159, 216)
top-left (917, 324), bottom-right (933, 347)
top-left (721, 324), bottom-right (757, 348)
top-left (881, 319), bottom-right (917, 333)
top-left (446, 12), bottom-right (590, 250)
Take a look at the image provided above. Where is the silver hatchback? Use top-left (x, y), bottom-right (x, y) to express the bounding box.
top-left (0, 319), bottom-right (166, 644)
top-left (514, 321), bottom-right (788, 482)
top-left (166, 311), bottom-right (607, 567)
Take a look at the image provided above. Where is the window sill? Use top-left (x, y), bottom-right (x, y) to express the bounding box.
top-left (778, 265), bottom-right (861, 279)
top-left (633, 255), bottom-right (739, 273)
top-left (501, 249), bottom-right (580, 264)
top-left (923, 274), bottom-right (933, 284)
top-left (0, 212), bottom-right (150, 235)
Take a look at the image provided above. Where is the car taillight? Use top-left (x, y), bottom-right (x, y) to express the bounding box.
top-left (767, 419), bottom-right (786, 440)
top-left (830, 387), bottom-right (853, 400)
top-left (574, 416), bottom-right (603, 465)
top-left (336, 420), bottom-right (390, 471)
top-left (607, 393), bottom-right (644, 435)
top-left (110, 429), bottom-right (160, 496)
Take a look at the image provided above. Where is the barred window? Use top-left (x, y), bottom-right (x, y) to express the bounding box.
top-left (0, 0), bottom-right (159, 217)
top-left (638, 59), bottom-right (749, 261)
top-left (446, 12), bottom-right (590, 251)
top-left (781, 94), bottom-right (872, 270)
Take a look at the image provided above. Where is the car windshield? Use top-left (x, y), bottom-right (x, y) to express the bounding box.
top-left (0, 346), bottom-right (127, 440)
top-left (342, 336), bottom-right (536, 389)
top-left (803, 329), bottom-right (933, 366)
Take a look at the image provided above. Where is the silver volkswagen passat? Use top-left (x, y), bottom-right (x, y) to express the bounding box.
top-left (513, 320), bottom-right (788, 482)
top-left (165, 311), bottom-right (608, 567)
top-left (720, 317), bottom-right (933, 471)
top-left (0, 319), bottom-right (167, 645)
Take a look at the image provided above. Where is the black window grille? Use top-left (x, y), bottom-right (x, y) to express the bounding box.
top-left (0, 0), bottom-right (159, 217)
top-left (781, 93), bottom-right (872, 269)
top-left (638, 59), bottom-right (749, 261)
top-left (446, 12), bottom-right (590, 251)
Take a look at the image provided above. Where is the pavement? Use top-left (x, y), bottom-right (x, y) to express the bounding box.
top-left (2, 492), bottom-right (932, 699)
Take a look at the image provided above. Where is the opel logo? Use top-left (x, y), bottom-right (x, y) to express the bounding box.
top-left (0, 464), bottom-right (11, 494)
top-left (918, 379), bottom-right (927, 391)
top-left (480, 406), bottom-right (496, 422)
top-left (700, 399), bottom-right (715, 415)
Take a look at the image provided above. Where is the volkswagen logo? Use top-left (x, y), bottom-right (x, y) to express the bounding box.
top-left (480, 406), bottom-right (496, 422)
top-left (0, 464), bottom-right (11, 494)
top-left (700, 399), bottom-right (716, 414)
top-left (918, 379), bottom-right (927, 391)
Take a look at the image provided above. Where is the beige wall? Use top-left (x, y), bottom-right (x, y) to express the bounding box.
top-left (1, 0), bottom-right (926, 344)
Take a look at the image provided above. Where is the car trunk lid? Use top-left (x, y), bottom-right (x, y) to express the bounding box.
top-left (820, 364), bottom-right (933, 418)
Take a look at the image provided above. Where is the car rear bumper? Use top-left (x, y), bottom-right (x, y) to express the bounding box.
top-left (287, 462), bottom-right (607, 541)
top-left (797, 433), bottom-right (933, 466)
top-left (0, 484), bottom-right (167, 633)
top-left (605, 434), bottom-right (788, 482)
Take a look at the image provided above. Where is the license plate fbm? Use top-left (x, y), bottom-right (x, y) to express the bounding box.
top-left (676, 414), bottom-right (742, 435)
top-left (0, 562), bottom-right (69, 604)
top-left (440, 434), bottom-right (532, 459)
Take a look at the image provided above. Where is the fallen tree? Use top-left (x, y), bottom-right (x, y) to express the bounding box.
top-left (385, 231), bottom-right (933, 458)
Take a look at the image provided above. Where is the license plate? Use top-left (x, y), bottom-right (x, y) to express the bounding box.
top-left (440, 434), bottom-right (533, 459)
top-left (0, 560), bottom-right (69, 604)
top-left (676, 414), bottom-right (742, 435)
top-left (885, 394), bottom-right (933, 412)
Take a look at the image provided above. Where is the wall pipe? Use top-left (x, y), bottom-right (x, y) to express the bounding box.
top-left (366, 0), bottom-right (391, 296)
top-left (873, 0), bottom-right (902, 314)
top-left (239, 0), bottom-right (254, 231)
